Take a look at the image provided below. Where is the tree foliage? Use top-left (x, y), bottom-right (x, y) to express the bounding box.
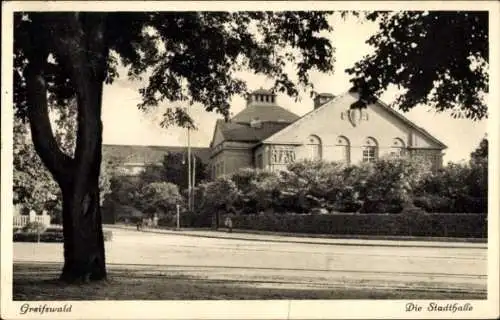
top-left (202, 177), bottom-right (239, 211)
top-left (133, 182), bottom-right (183, 215)
top-left (13, 118), bottom-right (60, 213)
top-left (470, 137), bottom-right (488, 164)
top-left (347, 11), bottom-right (488, 120)
top-left (196, 156), bottom-right (488, 215)
top-left (160, 152), bottom-right (207, 191)
top-left (15, 12), bottom-right (335, 124)
top-left (14, 106), bottom-right (113, 216)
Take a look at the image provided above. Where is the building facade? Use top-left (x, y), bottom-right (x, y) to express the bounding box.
top-left (209, 88), bottom-right (446, 178)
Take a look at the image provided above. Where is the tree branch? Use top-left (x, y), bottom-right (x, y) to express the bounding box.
top-left (24, 19), bottom-right (73, 185)
top-left (47, 13), bottom-right (109, 204)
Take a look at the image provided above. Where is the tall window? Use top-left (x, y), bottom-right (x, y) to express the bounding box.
top-left (256, 154), bottom-right (263, 169)
top-left (336, 136), bottom-right (350, 164)
top-left (307, 135), bottom-right (322, 160)
top-left (362, 137), bottom-right (378, 163)
top-left (391, 138), bottom-right (406, 158)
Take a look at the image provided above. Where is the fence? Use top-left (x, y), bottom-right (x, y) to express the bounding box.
top-left (13, 213), bottom-right (51, 228)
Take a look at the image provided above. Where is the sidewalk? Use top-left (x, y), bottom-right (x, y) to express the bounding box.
top-left (105, 224), bottom-right (487, 249)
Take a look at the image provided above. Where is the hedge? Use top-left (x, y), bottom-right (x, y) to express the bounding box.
top-left (158, 212), bottom-right (212, 228)
top-left (228, 213), bottom-right (487, 238)
top-left (13, 229), bottom-right (113, 242)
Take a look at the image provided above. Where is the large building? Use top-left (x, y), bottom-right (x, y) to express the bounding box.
top-left (209, 88), bottom-right (447, 178)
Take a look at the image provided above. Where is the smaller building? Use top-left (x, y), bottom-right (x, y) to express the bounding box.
top-left (102, 145), bottom-right (211, 176)
top-left (209, 88), bottom-right (447, 178)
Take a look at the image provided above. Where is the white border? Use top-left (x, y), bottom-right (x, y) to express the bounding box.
top-left (2, 1), bottom-right (499, 319)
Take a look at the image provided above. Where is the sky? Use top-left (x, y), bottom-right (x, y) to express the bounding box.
top-left (100, 14), bottom-right (487, 164)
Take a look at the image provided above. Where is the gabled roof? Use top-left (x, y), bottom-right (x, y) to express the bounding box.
top-left (263, 91), bottom-right (447, 149)
top-left (231, 105), bottom-right (300, 124)
top-left (102, 144), bottom-right (211, 165)
top-left (212, 119), bottom-right (290, 144)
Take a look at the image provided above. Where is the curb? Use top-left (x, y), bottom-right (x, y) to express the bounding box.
top-left (215, 228), bottom-right (487, 244)
top-left (105, 225), bottom-right (487, 249)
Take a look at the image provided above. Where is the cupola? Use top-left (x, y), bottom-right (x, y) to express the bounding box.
top-left (246, 88), bottom-right (277, 107)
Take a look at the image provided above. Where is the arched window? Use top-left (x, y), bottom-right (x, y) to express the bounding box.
top-left (307, 135), bottom-right (322, 160)
top-left (336, 136), bottom-right (350, 164)
top-left (362, 137), bottom-right (378, 163)
top-left (391, 138), bottom-right (406, 158)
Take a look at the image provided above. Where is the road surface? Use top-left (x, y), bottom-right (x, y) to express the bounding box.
top-left (13, 227), bottom-right (487, 294)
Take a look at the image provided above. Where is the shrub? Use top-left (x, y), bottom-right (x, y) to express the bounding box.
top-left (14, 231), bottom-right (64, 242)
top-left (14, 229), bottom-right (113, 242)
top-left (230, 212), bottom-right (486, 238)
top-left (22, 221), bottom-right (47, 234)
top-left (414, 195), bottom-right (451, 213)
top-left (158, 211), bottom-right (212, 228)
top-left (133, 182), bottom-right (184, 215)
top-left (103, 230), bottom-right (113, 241)
top-left (221, 158), bottom-right (487, 215)
top-left (22, 221), bottom-right (48, 241)
top-left (355, 158), bottom-right (430, 213)
top-left (414, 160), bottom-right (488, 213)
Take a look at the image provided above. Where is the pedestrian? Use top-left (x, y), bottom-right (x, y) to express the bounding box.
top-left (153, 214), bottom-right (159, 228)
top-left (225, 216), bottom-right (233, 233)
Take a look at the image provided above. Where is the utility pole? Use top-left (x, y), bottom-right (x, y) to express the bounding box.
top-left (187, 125), bottom-right (192, 212)
top-left (192, 155), bottom-right (196, 211)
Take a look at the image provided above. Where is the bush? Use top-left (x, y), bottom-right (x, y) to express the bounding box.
top-left (414, 161), bottom-right (487, 213)
top-left (158, 211), bottom-right (212, 228)
top-left (13, 229), bottom-right (113, 242)
top-left (230, 212), bottom-right (486, 238)
top-left (216, 158), bottom-right (487, 215)
top-left (103, 230), bottom-right (113, 241)
top-left (14, 231), bottom-right (64, 242)
top-left (22, 221), bottom-right (47, 234)
top-left (413, 195), bottom-right (452, 213)
top-left (117, 215), bottom-right (143, 224)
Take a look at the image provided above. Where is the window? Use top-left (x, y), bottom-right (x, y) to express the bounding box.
top-left (363, 147), bottom-right (377, 162)
top-left (255, 154), bottom-right (264, 169)
top-left (362, 137), bottom-right (378, 163)
top-left (307, 135), bottom-right (322, 160)
top-left (336, 136), bottom-right (350, 164)
top-left (391, 138), bottom-right (406, 158)
top-left (216, 162), bottom-right (223, 177)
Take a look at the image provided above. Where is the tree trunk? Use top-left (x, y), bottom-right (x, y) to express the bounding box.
top-left (60, 177), bottom-right (106, 282)
top-left (25, 13), bottom-right (109, 282)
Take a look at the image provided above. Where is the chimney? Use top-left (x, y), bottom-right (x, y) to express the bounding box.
top-left (314, 93), bottom-right (335, 109)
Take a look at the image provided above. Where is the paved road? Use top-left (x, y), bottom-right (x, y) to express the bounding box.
top-left (13, 228), bottom-right (487, 293)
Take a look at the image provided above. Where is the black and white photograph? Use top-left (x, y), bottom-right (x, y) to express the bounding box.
top-left (1, 1), bottom-right (499, 319)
